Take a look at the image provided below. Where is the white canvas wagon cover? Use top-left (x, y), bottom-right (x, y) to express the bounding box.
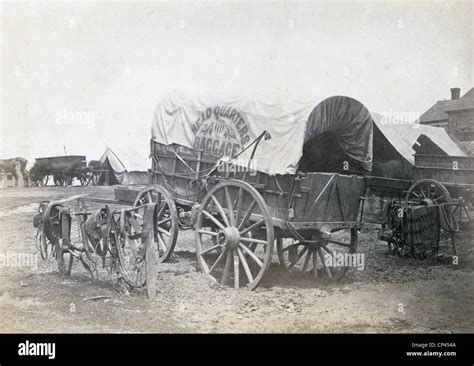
top-left (151, 91), bottom-right (374, 175)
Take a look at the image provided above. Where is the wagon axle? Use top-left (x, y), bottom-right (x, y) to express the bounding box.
top-left (218, 227), bottom-right (241, 250)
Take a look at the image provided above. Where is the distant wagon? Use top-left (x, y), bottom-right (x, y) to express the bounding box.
top-left (30, 155), bottom-right (91, 186)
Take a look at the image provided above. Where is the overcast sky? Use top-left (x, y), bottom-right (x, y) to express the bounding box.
top-left (1, 0), bottom-right (472, 170)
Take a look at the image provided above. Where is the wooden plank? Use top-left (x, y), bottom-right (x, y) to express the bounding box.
top-left (82, 197), bottom-right (134, 206)
top-left (114, 186), bottom-right (144, 203)
top-left (364, 175), bottom-right (412, 191)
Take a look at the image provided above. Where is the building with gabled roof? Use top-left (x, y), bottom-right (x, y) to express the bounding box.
top-left (445, 87), bottom-right (474, 141)
top-left (419, 87), bottom-right (474, 145)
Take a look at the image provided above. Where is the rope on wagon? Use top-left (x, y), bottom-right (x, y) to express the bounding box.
top-left (150, 130), bottom-right (271, 201)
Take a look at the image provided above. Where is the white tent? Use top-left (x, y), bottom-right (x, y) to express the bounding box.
top-left (96, 147), bottom-right (127, 185)
top-left (371, 112), bottom-right (465, 165)
top-left (95, 147), bottom-right (150, 185)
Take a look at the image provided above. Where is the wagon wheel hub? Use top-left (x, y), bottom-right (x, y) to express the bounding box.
top-left (421, 198), bottom-right (434, 205)
top-left (219, 227), bottom-right (240, 250)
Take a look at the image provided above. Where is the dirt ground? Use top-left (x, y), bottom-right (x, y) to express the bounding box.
top-left (0, 186), bottom-right (473, 333)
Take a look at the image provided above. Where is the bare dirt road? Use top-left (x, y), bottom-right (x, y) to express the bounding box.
top-left (1, 186), bottom-right (473, 333)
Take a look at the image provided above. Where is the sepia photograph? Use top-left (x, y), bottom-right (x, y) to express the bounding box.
top-left (0, 0), bottom-right (473, 361)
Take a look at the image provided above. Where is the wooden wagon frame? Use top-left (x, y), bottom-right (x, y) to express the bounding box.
top-left (104, 132), bottom-right (471, 291)
top-left (100, 132), bottom-right (367, 290)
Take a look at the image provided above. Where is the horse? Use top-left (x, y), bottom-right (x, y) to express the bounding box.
top-left (0, 157), bottom-right (28, 187)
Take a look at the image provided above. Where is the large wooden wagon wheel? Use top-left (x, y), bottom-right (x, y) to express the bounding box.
top-left (277, 226), bottom-right (358, 282)
top-left (43, 203), bottom-right (74, 276)
top-left (133, 185), bottom-right (178, 263)
top-left (35, 225), bottom-right (48, 260)
top-left (195, 180), bottom-right (274, 290)
top-left (35, 202), bottom-right (55, 261)
top-left (405, 179), bottom-right (451, 205)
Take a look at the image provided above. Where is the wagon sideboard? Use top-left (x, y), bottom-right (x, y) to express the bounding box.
top-left (34, 155), bottom-right (87, 173)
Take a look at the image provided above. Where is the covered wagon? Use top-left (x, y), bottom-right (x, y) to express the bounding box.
top-left (30, 155), bottom-right (90, 186)
top-left (121, 92), bottom-right (376, 290)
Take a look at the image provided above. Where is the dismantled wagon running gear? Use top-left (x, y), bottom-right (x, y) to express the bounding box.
top-left (380, 201), bottom-right (459, 259)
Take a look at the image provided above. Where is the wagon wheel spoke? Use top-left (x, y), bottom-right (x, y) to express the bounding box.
top-left (240, 237), bottom-right (267, 245)
top-left (221, 251), bottom-right (233, 285)
top-left (197, 229), bottom-right (219, 237)
top-left (156, 233), bottom-right (167, 253)
top-left (211, 195), bottom-right (230, 227)
top-left (237, 201), bottom-right (257, 230)
top-left (202, 210), bottom-right (227, 231)
top-left (431, 187), bottom-right (445, 203)
top-left (224, 187), bottom-right (236, 226)
top-left (237, 247), bottom-right (254, 284)
top-left (318, 247), bottom-right (332, 279)
top-left (419, 188), bottom-right (427, 200)
top-left (410, 191), bottom-right (420, 199)
top-left (312, 249), bottom-right (318, 278)
top-left (200, 244), bottom-right (222, 256)
top-left (155, 201), bottom-right (167, 218)
top-left (239, 243), bottom-right (263, 267)
top-left (288, 246), bottom-right (308, 270)
top-left (324, 238), bottom-right (352, 247)
top-left (157, 226), bottom-right (171, 237)
top-left (323, 228), bottom-right (358, 281)
top-left (208, 249), bottom-right (226, 273)
top-left (302, 248), bottom-right (312, 273)
top-left (158, 217), bottom-right (171, 225)
top-left (239, 219), bottom-right (265, 237)
top-left (233, 250), bottom-right (240, 288)
top-left (321, 243), bottom-right (335, 256)
top-left (234, 188), bottom-right (244, 224)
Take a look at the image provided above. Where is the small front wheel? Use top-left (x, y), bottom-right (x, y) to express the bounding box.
top-left (277, 226), bottom-right (358, 282)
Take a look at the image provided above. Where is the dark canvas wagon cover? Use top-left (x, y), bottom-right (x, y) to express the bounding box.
top-left (151, 92), bottom-right (374, 176)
